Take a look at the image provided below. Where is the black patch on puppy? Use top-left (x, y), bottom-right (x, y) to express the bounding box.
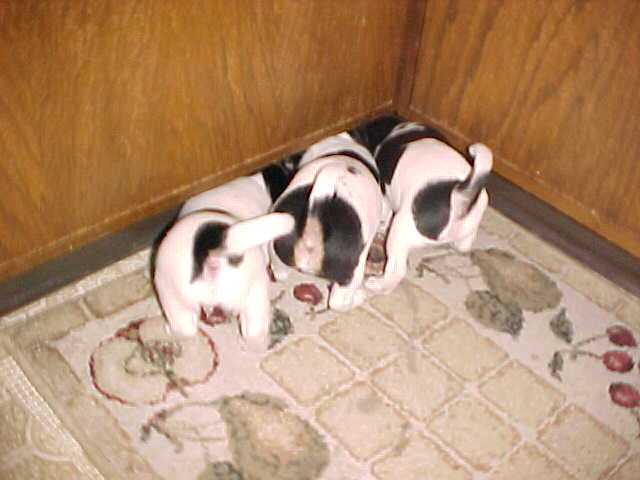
top-left (348, 116), bottom-right (404, 154)
top-left (272, 185), bottom-right (312, 266)
top-left (375, 126), bottom-right (449, 193)
top-left (281, 150), bottom-right (304, 172)
top-left (312, 194), bottom-right (364, 286)
top-left (192, 221), bottom-right (230, 281)
top-left (319, 149), bottom-right (380, 183)
top-left (412, 180), bottom-right (458, 240)
top-left (261, 163), bottom-right (293, 203)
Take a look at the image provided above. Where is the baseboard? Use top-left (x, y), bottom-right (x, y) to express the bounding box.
top-left (0, 208), bottom-right (178, 316)
top-left (488, 173), bottom-right (640, 298)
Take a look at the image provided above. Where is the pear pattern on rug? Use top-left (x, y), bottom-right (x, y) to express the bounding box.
top-left (462, 248), bottom-right (562, 337)
top-left (143, 393), bottom-right (329, 480)
top-left (470, 248), bottom-right (562, 312)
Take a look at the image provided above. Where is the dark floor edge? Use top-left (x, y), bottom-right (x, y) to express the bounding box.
top-left (488, 173), bottom-right (640, 298)
top-left (0, 207), bottom-right (179, 316)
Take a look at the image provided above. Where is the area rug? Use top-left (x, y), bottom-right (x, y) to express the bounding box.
top-left (1, 207), bottom-right (639, 480)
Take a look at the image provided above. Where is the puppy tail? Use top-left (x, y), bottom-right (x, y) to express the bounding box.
top-left (308, 163), bottom-right (347, 209)
top-left (224, 212), bottom-right (295, 254)
top-left (454, 143), bottom-right (493, 213)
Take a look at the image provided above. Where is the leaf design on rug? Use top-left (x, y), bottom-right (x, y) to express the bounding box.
top-left (269, 308), bottom-right (293, 349)
top-left (548, 323), bottom-right (640, 437)
top-left (550, 309), bottom-right (574, 344)
top-left (198, 462), bottom-right (244, 480)
top-left (470, 248), bottom-right (562, 312)
top-left (90, 316), bottom-right (218, 405)
top-left (414, 248), bottom-right (471, 284)
top-left (464, 290), bottom-right (524, 338)
top-left (142, 401), bottom-right (226, 452)
top-left (549, 325), bottom-right (638, 380)
top-left (548, 351), bottom-right (564, 381)
top-left (218, 392), bottom-right (329, 480)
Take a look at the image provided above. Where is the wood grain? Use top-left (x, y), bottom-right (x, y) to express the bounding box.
top-left (0, 0), bottom-right (409, 281)
top-left (408, 0), bottom-right (640, 258)
top-left (393, 0), bottom-right (427, 112)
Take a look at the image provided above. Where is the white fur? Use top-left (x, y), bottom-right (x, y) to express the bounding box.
top-left (154, 173), bottom-right (294, 351)
top-left (270, 133), bottom-right (385, 311)
top-left (366, 125), bottom-right (493, 294)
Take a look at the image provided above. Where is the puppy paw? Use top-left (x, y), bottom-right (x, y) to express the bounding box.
top-left (453, 235), bottom-right (475, 252)
top-left (351, 288), bottom-right (368, 308)
top-left (166, 316), bottom-right (199, 337)
top-left (328, 288), bottom-right (355, 312)
top-left (365, 275), bottom-right (399, 295)
top-left (328, 286), bottom-right (367, 311)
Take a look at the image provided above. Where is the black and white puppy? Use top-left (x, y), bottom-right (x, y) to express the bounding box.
top-left (153, 167), bottom-right (294, 350)
top-left (359, 119), bottom-right (493, 294)
top-left (270, 132), bottom-right (385, 311)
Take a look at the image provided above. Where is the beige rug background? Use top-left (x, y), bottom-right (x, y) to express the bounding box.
top-left (1, 207), bottom-right (639, 480)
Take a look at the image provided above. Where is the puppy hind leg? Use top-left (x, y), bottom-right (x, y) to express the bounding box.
top-left (166, 310), bottom-right (199, 337)
top-left (365, 214), bottom-right (412, 294)
top-left (453, 232), bottom-right (476, 252)
top-left (268, 242), bottom-right (291, 281)
top-left (238, 282), bottom-right (271, 352)
top-left (158, 291), bottom-right (200, 337)
top-left (379, 196), bottom-right (394, 231)
top-left (329, 250), bottom-right (368, 311)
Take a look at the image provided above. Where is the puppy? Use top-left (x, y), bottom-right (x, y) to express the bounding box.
top-left (153, 168), bottom-right (294, 350)
top-left (360, 119), bottom-right (493, 294)
top-left (271, 132), bottom-right (385, 311)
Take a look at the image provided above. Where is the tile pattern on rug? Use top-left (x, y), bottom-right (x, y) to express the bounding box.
top-left (1, 207), bottom-right (639, 480)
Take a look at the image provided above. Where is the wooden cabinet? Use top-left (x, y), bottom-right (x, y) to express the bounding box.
top-left (402, 0), bottom-right (640, 258)
top-left (1, 0), bottom-right (638, 283)
top-left (0, 0), bottom-right (410, 281)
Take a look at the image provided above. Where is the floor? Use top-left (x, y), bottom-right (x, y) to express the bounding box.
top-left (1, 205), bottom-right (639, 479)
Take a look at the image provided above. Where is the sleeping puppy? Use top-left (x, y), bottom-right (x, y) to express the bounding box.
top-left (360, 119), bottom-right (493, 294)
top-left (270, 132), bottom-right (385, 311)
top-left (153, 167), bottom-right (294, 350)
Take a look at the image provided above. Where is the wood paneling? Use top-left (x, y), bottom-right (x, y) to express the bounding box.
top-left (0, 0), bottom-right (410, 281)
top-left (406, 0), bottom-right (640, 258)
top-left (393, 0), bottom-right (427, 112)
